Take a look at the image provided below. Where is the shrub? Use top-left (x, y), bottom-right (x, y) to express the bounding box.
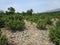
top-left (49, 20), bottom-right (60, 45)
top-left (9, 15), bottom-right (23, 20)
top-left (49, 26), bottom-right (60, 45)
top-left (0, 16), bottom-right (5, 28)
top-left (8, 20), bottom-right (25, 30)
top-left (56, 20), bottom-right (60, 27)
top-left (0, 28), bottom-right (8, 45)
top-left (5, 15), bottom-right (25, 30)
top-left (36, 17), bottom-right (52, 30)
top-left (46, 18), bottom-right (52, 25)
top-left (0, 35), bottom-right (8, 45)
top-left (37, 19), bottom-right (47, 30)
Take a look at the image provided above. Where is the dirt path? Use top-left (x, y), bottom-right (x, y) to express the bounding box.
top-left (1, 20), bottom-right (55, 45)
top-left (24, 20), bottom-right (55, 45)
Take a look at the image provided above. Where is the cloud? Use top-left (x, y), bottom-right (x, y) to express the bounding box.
top-left (46, 0), bottom-right (60, 10)
top-left (0, 0), bottom-right (60, 12)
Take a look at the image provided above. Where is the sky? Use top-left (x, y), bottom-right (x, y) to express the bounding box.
top-left (0, 0), bottom-right (60, 13)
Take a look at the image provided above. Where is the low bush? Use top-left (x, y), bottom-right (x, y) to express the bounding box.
top-left (49, 20), bottom-right (60, 45)
top-left (0, 28), bottom-right (8, 45)
top-left (37, 19), bottom-right (47, 30)
top-left (49, 27), bottom-right (60, 45)
top-left (4, 15), bottom-right (25, 30)
top-left (46, 18), bottom-right (52, 25)
top-left (0, 16), bottom-right (5, 28)
top-left (0, 35), bottom-right (8, 45)
top-left (56, 20), bottom-right (60, 27)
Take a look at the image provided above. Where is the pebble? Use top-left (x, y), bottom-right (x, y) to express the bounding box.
top-left (1, 20), bottom-right (55, 45)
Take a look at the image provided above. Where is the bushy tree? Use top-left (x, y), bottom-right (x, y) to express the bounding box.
top-left (5, 11), bottom-right (10, 15)
top-left (8, 7), bottom-right (15, 14)
top-left (27, 9), bottom-right (33, 15)
top-left (6, 7), bottom-right (15, 15)
top-left (22, 11), bottom-right (26, 15)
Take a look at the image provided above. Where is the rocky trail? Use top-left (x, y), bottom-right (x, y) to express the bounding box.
top-left (1, 20), bottom-right (55, 45)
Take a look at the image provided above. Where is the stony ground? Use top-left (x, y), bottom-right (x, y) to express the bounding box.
top-left (1, 20), bottom-right (55, 45)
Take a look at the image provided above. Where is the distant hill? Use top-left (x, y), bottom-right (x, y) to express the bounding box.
top-left (47, 8), bottom-right (60, 12)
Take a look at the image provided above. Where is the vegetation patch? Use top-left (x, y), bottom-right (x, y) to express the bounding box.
top-left (49, 20), bottom-right (60, 45)
top-left (4, 15), bottom-right (25, 31)
top-left (0, 28), bottom-right (8, 45)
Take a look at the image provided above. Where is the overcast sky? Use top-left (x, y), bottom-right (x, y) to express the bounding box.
top-left (0, 0), bottom-right (60, 13)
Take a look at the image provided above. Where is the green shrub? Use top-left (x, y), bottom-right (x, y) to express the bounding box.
top-left (0, 35), bottom-right (8, 45)
top-left (36, 17), bottom-right (52, 30)
top-left (37, 19), bottom-right (47, 30)
top-left (9, 15), bottom-right (23, 20)
top-left (0, 16), bottom-right (5, 28)
top-left (5, 15), bottom-right (25, 30)
top-left (8, 20), bottom-right (25, 30)
top-left (49, 21), bottom-right (60, 45)
top-left (49, 20), bottom-right (60, 45)
top-left (49, 27), bottom-right (60, 45)
top-left (46, 18), bottom-right (52, 25)
top-left (0, 28), bottom-right (8, 45)
top-left (56, 20), bottom-right (60, 27)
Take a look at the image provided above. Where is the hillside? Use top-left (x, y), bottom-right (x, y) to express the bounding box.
top-left (1, 20), bottom-right (55, 45)
top-left (0, 7), bottom-right (60, 45)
